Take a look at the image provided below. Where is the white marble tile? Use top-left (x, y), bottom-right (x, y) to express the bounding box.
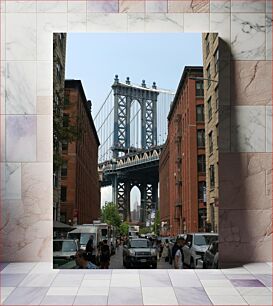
top-left (40, 295), bottom-right (75, 305)
top-left (6, 13), bottom-right (36, 61)
top-left (108, 287), bottom-right (143, 305)
top-left (51, 274), bottom-right (84, 287)
top-left (231, 13), bottom-right (266, 60)
top-left (68, 0), bottom-right (86, 13)
top-left (210, 0), bottom-right (231, 13)
top-left (29, 262), bottom-right (58, 274)
top-left (77, 286), bottom-right (109, 295)
top-left (119, 0), bottom-right (145, 13)
top-left (210, 13), bottom-right (231, 42)
top-left (1, 263), bottom-right (37, 274)
top-left (144, 13), bottom-right (183, 32)
top-left (184, 13), bottom-right (209, 32)
top-left (231, 106), bottom-right (266, 152)
top-left (37, 115), bottom-right (52, 162)
top-left (200, 279), bottom-right (234, 287)
top-left (1, 287), bottom-right (15, 304)
top-left (87, 13), bottom-right (127, 32)
top-left (46, 286), bottom-right (79, 296)
top-left (266, 0), bottom-right (272, 13)
top-left (37, 61), bottom-right (53, 97)
top-left (2, 163), bottom-right (21, 199)
top-left (81, 279), bottom-right (110, 287)
top-left (68, 13), bottom-right (87, 32)
top-left (1, 13), bottom-right (6, 61)
top-left (3, 287), bottom-right (48, 305)
top-left (231, 0), bottom-right (266, 13)
top-left (83, 273), bottom-right (111, 280)
top-left (87, 0), bottom-right (118, 13)
top-left (37, 1), bottom-right (67, 13)
top-left (1, 63), bottom-right (5, 114)
top-left (19, 273), bottom-right (57, 287)
top-left (142, 287), bottom-right (178, 305)
top-left (243, 295), bottom-right (272, 305)
top-left (6, 115), bottom-right (36, 162)
top-left (6, 1), bottom-right (37, 12)
top-left (110, 274), bottom-right (140, 287)
top-left (237, 287), bottom-right (272, 296)
top-left (37, 14), bottom-right (67, 61)
top-left (204, 286), bottom-right (240, 296)
top-left (37, 96), bottom-right (52, 115)
top-left (21, 163), bottom-right (52, 219)
top-left (0, 115), bottom-right (5, 161)
top-left (266, 106), bottom-right (272, 152)
top-left (146, 0), bottom-right (167, 13)
top-left (6, 61), bottom-right (36, 115)
top-left (266, 14), bottom-right (272, 60)
top-left (208, 294), bottom-right (248, 305)
top-left (128, 13), bottom-right (145, 32)
top-left (0, 0), bottom-right (6, 13)
top-left (243, 262), bottom-right (273, 274)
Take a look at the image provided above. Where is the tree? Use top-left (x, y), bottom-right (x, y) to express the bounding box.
top-left (139, 227), bottom-right (151, 235)
top-left (101, 202), bottom-right (122, 227)
top-left (119, 222), bottom-right (129, 236)
top-left (152, 210), bottom-right (161, 236)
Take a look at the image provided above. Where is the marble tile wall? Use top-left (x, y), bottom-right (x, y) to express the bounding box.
top-left (0, 0), bottom-right (272, 264)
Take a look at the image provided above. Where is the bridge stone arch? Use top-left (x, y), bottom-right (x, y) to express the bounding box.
top-left (112, 75), bottom-right (159, 157)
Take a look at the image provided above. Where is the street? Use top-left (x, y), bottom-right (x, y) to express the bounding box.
top-left (109, 245), bottom-right (173, 269)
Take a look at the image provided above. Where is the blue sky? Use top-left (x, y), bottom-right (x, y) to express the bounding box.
top-left (65, 33), bottom-right (203, 207)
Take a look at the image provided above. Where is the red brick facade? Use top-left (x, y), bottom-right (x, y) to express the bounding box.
top-left (60, 80), bottom-right (100, 225)
top-left (159, 67), bottom-right (206, 235)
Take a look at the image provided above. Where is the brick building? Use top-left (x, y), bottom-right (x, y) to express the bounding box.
top-left (159, 66), bottom-right (206, 235)
top-left (60, 80), bottom-right (100, 225)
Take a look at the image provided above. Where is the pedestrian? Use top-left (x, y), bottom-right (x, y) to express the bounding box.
top-left (75, 249), bottom-right (98, 269)
top-left (173, 237), bottom-right (185, 269)
top-left (161, 239), bottom-right (169, 262)
top-left (100, 239), bottom-right (111, 269)
top-left (85, 235), bottom-right (95, 263)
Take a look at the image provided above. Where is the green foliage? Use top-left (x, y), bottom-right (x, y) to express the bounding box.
top-left (139, 227), bottom-right (151, 235)
top-left (101, 202), bottom-right (122, 228)
top-left (118, 222), bottom-right (129, 236)
top-left (152, 210), bottom-right (161, 236)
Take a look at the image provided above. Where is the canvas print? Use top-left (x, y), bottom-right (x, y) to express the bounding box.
top-left (53, 32), bottom-right (221, 270)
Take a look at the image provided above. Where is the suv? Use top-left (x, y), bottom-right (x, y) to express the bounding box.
top-left (53, 239), bottom-right (80, 268)
top-left (123, 238), bottom-right (157, 268)
top-left (183, 233), bottom-right (218, 268)
top-left (203, 240), bottom-right (219, 269)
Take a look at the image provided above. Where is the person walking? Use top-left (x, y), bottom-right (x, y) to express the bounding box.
top-left (85, 235), bottom-right (95, 263)
top-left (100, 240), bottom-right (111, 269)
top-left (161, 239), bottom-right (169, 262)
top-left (173, 237), bottom-right (185, 269)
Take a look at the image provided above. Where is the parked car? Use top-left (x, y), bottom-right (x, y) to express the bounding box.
top-left (53, 239), bottom-right (80, 267)
top-left (183, 233), bottom-right (218, 268)
top-left (123, 238), bottom-right (157, 268)
top-left (203, 240), bottom-right (219, 269)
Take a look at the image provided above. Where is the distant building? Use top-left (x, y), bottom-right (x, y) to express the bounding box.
top-left (159, 66), bottom-right (206, 235)
top-left (53, 33), bottom-right (67, 222)
top-left (60, 80), bottom-right (100, 225)
top-left (202, 33), bottom-right (220, 232)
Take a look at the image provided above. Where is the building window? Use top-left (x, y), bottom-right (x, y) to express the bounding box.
top-left (62, 140), bottom-right (68, 151)
top-left (63, 114), bottom-right (69, 127)
top-left (196, 81), bottom-right (204, 97)
top-left (197, 129), bottom-right (205, 147)
top-left (207, 97), bottom-right (212, 121)
top-left (64, 96), bottom-right (69, 107)
top-left (197, 155), bottom-right (206, 173)
top-left (207, 65), bottom-right (211, 88)
top-left (210, 165), bottom-right (215, 189)
top-left (215, 87), bottom-right (219, 110)
top-left (206, 36), bottom-right (210, 57)
top-left (61, 160), bottom-right (68, 177)
top-left (61, 186), bottom-right (67, 202)
top-left (196, 105), bottom-right (204, 122)
top-left (198, 181), bottom-right (206, 200)
top-left (209, 131), bottom-right (213, 154)
top-left (214, 49), bottom-right (219, 75)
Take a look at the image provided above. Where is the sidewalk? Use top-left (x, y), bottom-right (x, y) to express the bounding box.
top-left (0, 262), bottom-right (272, 305)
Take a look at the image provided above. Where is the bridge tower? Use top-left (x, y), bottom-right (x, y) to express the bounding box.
top-left (111, 75), bottom-right (159, 222)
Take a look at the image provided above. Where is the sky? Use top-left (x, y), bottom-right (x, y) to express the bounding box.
top-left (65, 33), bottom-right (203, 207)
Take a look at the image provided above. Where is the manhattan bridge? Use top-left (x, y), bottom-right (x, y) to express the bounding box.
top-left (94, 75), bottom-right (175, 224)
